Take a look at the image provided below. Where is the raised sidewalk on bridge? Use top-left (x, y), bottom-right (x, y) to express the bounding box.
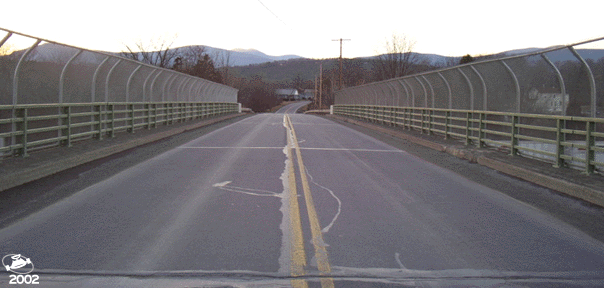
top-left (0, 114), bottom-right (245, 192)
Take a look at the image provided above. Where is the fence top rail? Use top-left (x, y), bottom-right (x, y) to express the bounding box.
top-left (0, 102), bottom-right (239, 110)
top-left (334, 104), bottom-right (604, 123)
top-left (0, 27), bottom-right (237, 92)
top-left (336, 35), bottom-right (604, 92)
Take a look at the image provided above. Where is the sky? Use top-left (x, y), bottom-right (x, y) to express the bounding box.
top-left (1, 0), bottom-right (604, 59)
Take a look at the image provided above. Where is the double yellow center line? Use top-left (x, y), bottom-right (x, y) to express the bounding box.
top-left (285, 115), bottom-right (334, 288)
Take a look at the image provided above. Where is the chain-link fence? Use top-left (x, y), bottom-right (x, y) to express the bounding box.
top-left (334, 37), bottom-right (604, 174)
top-left (336, 37), bottom-right (604, 117)
top-left (0, 28), bottom-right (237, 105)
top-left (0, 27), bottom-right (239, 157)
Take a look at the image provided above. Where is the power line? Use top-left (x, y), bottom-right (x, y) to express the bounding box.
top-left (256, 0), bottom-right (289, 28)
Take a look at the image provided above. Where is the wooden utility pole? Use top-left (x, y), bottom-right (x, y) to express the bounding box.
top-left (314, 75), bottom-right (317, 107)
top-left (332, 38), bottom-right (350, 90)
top-left (319, 63), bottom-right (323, 109)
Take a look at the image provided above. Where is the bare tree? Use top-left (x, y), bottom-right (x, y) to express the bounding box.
top-left (213, 49), bottom-right (232, 86)
top-left (373, 34), bottom-right (417, 81)
top-left (121, 34), bottom-right (179, 68)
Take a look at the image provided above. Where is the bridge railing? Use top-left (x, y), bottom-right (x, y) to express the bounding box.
top-left (335, 37), bottom-right (604, 118)
top-left (334, 36), bottom-right (604, 174)
top-left (0, 27), bottom-right (240, 157)
top-left (334, 105), bottom-right (604, 174)
top-left (0, 102), bottom-right (239, 157)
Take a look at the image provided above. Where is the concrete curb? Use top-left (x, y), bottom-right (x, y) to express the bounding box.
top-left (329, 115), bottom-right (604, 207)
top-left (477, 157), bottom-right (604, 207)
top-left (0, 113), bottom-right (243, 192)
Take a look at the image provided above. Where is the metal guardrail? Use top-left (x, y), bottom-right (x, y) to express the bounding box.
top-left (334, 105), bottom-right (604, 175)
top-left (0, 102), bottom-right (240, 157)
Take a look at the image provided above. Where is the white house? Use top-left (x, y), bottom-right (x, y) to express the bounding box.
top-left (528, 87), bottom-right (569, 114)
top-left (275, 89), bottom-right (299, 101)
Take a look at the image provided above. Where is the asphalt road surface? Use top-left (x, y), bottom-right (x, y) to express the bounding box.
top-left (1, 102), bottom-right (604, 287)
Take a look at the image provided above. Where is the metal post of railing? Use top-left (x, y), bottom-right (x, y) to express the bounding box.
top-left (437, 72), bottom-right (452, 109)
top-left (129, 103), bottom-right (135, 133)
top-left (18, 108), bottom-right (28, 157)
top-left (500, 60), bottom-right (520, 113)
top-left (541, 54), bottom-right (566, 116)
top-left (585, 120), bottom-right (595, 174)
top-left (465, 112), bottom-right (471, 146)
top-left (457, 67), bottom-right (474, 111)
top-left (470, 66), bottom-right (487, 111)
top-left (91, 56), bottom-right (110, 102)
top-left (477, 112), bottom-right (485, 148)
top-left (105, 59), bottom-right (122, 102)
top-left (149, 70), bottom-right (164, 102)
top-left (510, 115), bottom-right (519, 156)
top-left (109, 104), bottom-right (115, 138)
top-left (96, 104), bottom-right (103, 140)
top-left (554, 118), bottom-right (565, 168)
top-left (444, 110), bottom-right (451, 139)
top-left (421, 75), bottom-right (435, 109)
top-left (404, 79), bottom-right (415, 108)
top-left (163, 74), bottom-right (177, 102)
top-left (62, 106), bottom-right (72, 147)
top-left (12, 39), bottom-right (41, 151)
top-left (126, 64), bottom-right (142, 102)
top-left (142, 69), bottom-right (158, 102)
top-left (569, 47), bottom-right (597, 117)
top-left (414, 77), bottom-right (427, 108)
top-left (13, 39), bottom-right (41, 105)
top-left (58, 50), bottom-right (83, 144)
top-left (59, 50), bottom-right (83, 103)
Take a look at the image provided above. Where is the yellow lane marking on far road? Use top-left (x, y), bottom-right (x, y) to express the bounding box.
top-left (286, 115), bottom-right (335, 288)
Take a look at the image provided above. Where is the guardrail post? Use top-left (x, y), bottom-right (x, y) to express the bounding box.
top-left (18, 108), bottom-right (28, 157)
top-left (109, 104), bottom-right (115, 138)
top-left (444, 111), bottom-right (450, 139)
top-left (584, 121), bottom-right (595, 175)
top-left (62, 106), bottom-right (72, 147)
top-left (554, 118), bottom-right (565, 168)
top-left (509, 115), bottom-right (519, 156)
top-left (419, 109), bottom-right (425, 134)
top-left (406, 107), bottom-right (410, 130)
top-left (465, 112), bottom-right (471, 145)
top-left (129, 103), bottom-right (135, 133)
top-left (428, 109), bottom-right (433, 135)
top-left (477, 112), bottom-right (485, 148)
top-left (96, 105), bottom-right (103, 140)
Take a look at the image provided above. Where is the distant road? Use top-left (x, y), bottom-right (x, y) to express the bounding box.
top-left (275, 101), bottom-right (310, 114)
top-left (1, 102), bottom-right (603, 286)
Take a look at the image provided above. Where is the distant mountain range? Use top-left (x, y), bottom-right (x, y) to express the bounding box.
top-left (8, 43), bottom-right (604, 68)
